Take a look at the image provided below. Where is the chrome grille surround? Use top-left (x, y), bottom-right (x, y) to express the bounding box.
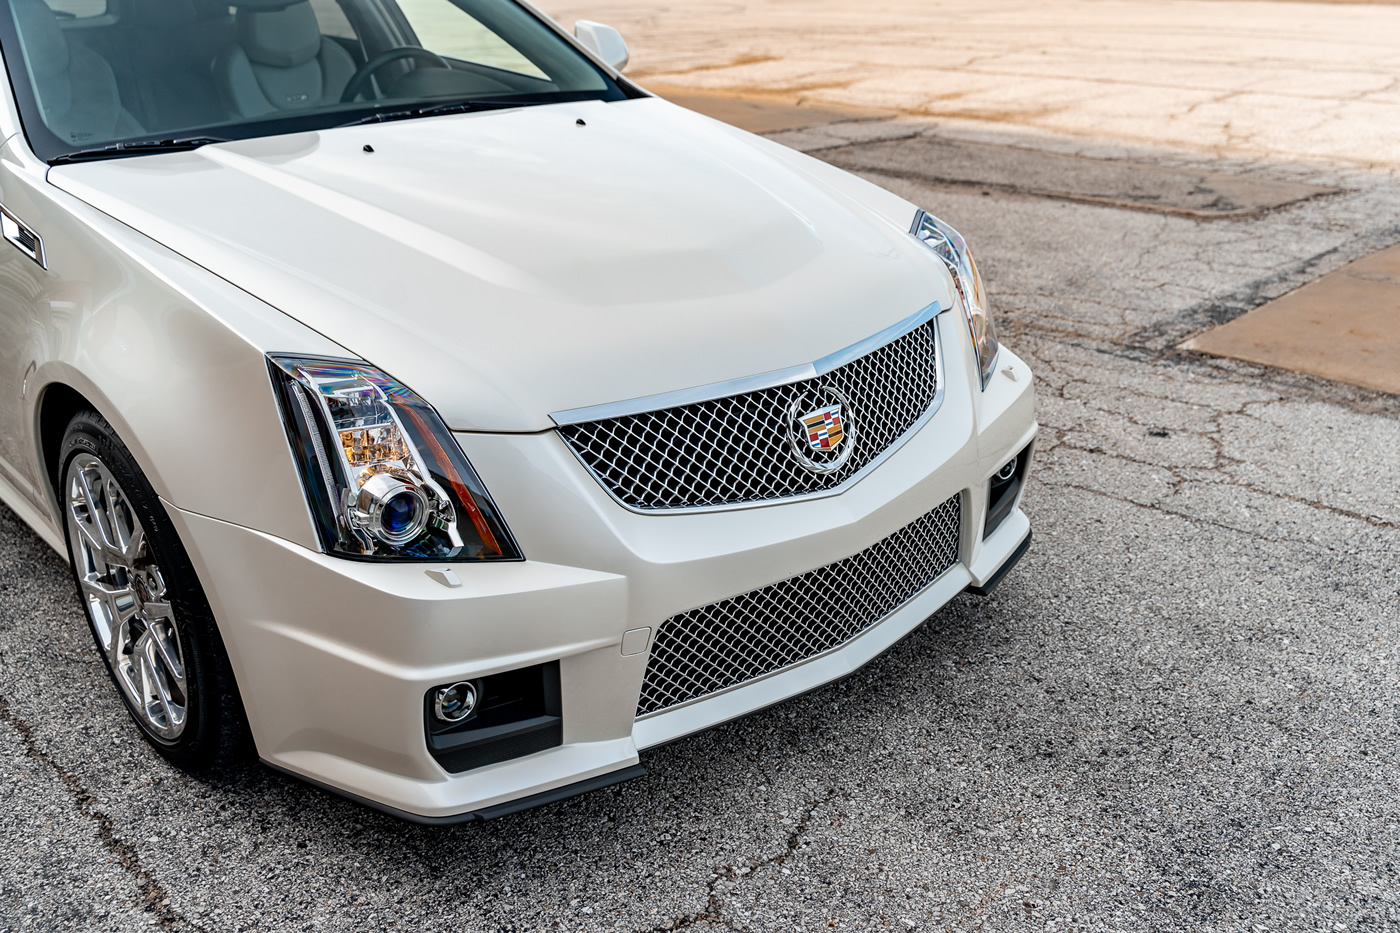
top-left (636, 493), bottom-right (962, 718)
top-left (552, 304), bottom-right (944, 512)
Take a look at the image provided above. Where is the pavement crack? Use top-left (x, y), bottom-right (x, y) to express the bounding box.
top-left (1049, 480), bottom-right (1288, 547)
top-left (1205, 479), bottom-right (1399, 531)
top-left (0, 695), bottom-right (210, 932)
top-left (639, 789), bottom-right (836, 931)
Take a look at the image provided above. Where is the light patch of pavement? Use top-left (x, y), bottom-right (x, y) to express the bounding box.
top-left (569, 0), bottom-right (1400, 392)
top-left (539, 0), bottom-right (1400, 168)
top-left (1184, 244), bottom-right (1400, 395)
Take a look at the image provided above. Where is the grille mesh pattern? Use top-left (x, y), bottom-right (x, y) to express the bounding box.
top-left (637, 494), bottom-right (962, 717)
top-left (558, 320), bottom-right (939, 510)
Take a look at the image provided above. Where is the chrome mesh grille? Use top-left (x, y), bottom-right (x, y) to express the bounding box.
top-left (637, 494), bottom-right (962, 717)
top-left (557, 319), bottom-right (939, 510)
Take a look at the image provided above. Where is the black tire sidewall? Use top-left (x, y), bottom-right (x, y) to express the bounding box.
top-left (58, 410), bottom-right (244, 769)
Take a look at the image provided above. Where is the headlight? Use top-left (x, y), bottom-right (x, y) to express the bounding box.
top-left (268, 356), bottom-right (520, 562)
top-left (912, 210), bottom-right (999, 390)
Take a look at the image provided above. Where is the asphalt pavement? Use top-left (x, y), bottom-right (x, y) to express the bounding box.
top-left (1, 115), bottom-right (1398, 933)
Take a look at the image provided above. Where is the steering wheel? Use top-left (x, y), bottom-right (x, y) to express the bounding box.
top-left (341, 47), bottom-right (451, 103)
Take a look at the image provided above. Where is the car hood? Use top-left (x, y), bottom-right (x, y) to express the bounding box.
top-left (51, 97), bottom-right (953, 432)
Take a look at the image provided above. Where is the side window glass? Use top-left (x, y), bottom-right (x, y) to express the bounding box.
top-left (42, 0), bottom-right (105, 18)
top-left (395, 0), bottom-right (546, 78)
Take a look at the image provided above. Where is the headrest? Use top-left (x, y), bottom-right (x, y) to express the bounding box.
top-left (236, 1), bottom-right (322, 68)
top-left (10, 0), bottom-right (69, 79)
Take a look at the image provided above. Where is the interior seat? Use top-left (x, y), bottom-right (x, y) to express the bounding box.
top-left (212, 0), bottom-right (355, 118)
top-left (9, 0), bottom-right (143, 146)
top-left (119, 0), bottom-right (236, 133)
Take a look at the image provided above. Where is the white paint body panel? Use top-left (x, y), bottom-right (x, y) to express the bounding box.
top-left (0, 73), bottom-right (1036, 818)
top-left (167, 333), bottom-right (1036, 818)
top-left (49, 97), bottom-right (955, 431)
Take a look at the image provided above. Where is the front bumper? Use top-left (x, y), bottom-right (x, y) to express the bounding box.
top-left (168, 322), bottom-right (1037, 820)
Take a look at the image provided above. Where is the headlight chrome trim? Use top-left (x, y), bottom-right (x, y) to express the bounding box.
top-left (911, 209), bottom-right (1000, 390)
top-left (267, 353), bottom-right (522, 563)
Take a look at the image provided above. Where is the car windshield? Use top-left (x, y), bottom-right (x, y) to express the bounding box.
top-left (0, 0), bottom-right (629, 162)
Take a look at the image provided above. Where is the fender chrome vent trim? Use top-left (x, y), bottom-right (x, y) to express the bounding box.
top-left (0, 206), bottom-right (45, 269)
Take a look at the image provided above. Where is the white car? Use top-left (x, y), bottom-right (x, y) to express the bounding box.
top-left (0, 0), bottom-right (1036, 821)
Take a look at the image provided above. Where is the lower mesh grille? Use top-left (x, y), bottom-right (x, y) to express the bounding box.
top-left (637, 494), bottom-right (962, 717)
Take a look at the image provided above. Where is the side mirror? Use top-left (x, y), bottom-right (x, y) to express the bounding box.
top-left (574, 21), bottom-right (629, 72)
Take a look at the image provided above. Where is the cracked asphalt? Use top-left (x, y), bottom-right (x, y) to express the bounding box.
top-left (4, 73), bottom-right (1400, 933)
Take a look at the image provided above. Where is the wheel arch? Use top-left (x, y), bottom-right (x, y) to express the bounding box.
top-left (36, 379), bottom-right (96, 507)
top-left (54, 383), bottom-right (257, 767)
top-left (32, 367), bottom-right (160, 515)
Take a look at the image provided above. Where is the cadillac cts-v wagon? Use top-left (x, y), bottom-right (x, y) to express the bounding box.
top-left (0, 0), bottom-right (1036, 821)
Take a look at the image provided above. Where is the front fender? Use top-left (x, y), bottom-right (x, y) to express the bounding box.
top-left (16, 153), bottom-right (349, 551)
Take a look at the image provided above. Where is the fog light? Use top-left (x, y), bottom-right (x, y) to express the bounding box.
top-left (433, 681), bottom-right (478, 723)
top-left (995, 457), bottom-right (1018, 483)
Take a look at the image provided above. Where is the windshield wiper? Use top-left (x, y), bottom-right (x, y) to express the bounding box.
top-left (50, 136), bottom-right (229, 165)
top-left (343, 99), bottom-right (530, 127)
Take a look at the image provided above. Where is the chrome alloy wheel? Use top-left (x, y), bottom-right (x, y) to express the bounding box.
top-left (65, 452), bottom-right (188, 741)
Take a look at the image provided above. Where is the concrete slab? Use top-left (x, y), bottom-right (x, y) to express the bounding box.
top-left (1185, 245), bottom-right (1400, 394)
top-left (825, 135), bottom-right (1336, 218)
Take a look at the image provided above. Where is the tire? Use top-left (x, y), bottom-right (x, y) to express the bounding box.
top-left (58, 409), bottom-right (249, 770)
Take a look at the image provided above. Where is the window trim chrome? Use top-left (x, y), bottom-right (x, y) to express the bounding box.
top-left (550, 302), bottom-right (949, 515)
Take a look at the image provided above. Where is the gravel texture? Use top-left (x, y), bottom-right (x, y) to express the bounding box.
top-left (1, 123), bottom-right (1397, 932)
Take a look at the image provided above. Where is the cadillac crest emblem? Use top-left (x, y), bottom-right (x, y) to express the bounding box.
top-left (800, 404), bottom-right (844, 451)
top-left (787, 385), bottom-right (855, 474)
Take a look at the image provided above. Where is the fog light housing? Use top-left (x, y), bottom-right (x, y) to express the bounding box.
top-left (985, 443), bottom-right (1032, 538)
top-left (433, 682), bottom-right (478, 723)
top-left (424, 662), bottom-right (563, 774)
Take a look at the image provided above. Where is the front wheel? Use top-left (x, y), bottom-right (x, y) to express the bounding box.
top-left (59, 410), bottom-right (248, 769)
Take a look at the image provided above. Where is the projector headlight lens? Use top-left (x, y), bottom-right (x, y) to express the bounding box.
top-left (913, 210), bottom-right (1000, 390)
top-left (268, 355), bottom-right (519, 562)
